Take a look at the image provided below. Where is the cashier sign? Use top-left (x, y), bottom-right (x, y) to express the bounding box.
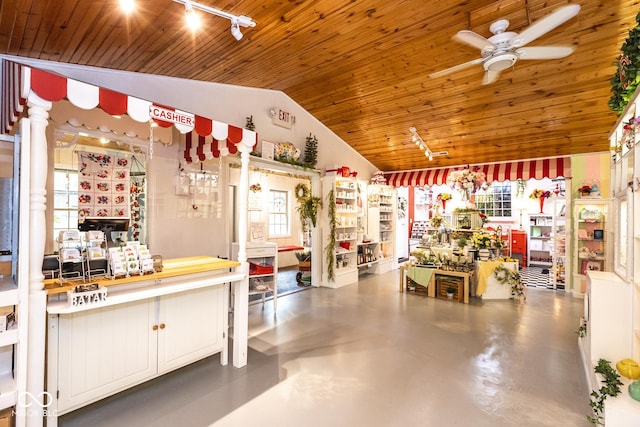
top-left (149, 105), bottom-right (194, 126)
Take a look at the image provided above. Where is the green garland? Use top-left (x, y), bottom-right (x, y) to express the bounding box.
top-left (609, 12), bottom-right (640, 115)
top-left (587, 359), bottom-right (622, 425)
top-left (492, 263), bottom-right (526, 301)
top-left (325, 189), bottom-right (336, 281)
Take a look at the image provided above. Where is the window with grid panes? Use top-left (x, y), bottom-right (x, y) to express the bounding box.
top-left (268, 190), bottom-right (289, 236)
top-left (474, 181), bottom-right (512, 218)
top-left (53, 170), bottom-right (79, 240)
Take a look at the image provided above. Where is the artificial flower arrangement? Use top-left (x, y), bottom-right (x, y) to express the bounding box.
top-left (437, 193), bottom-right (452, 201)
top-left (529, 189), bottom-right (551, 199)
top-left (410, 249), bottom-right (436, 265)
top-left (471, 230), bottom-right (497, 249)
top-left (430, 214), bottom-right (445, 228)
top-left (447, 168), bottom-right (486, 193)
top-left (249, 183), bottom-right (262, 193)
top-left (578, 185), bottom-right (592, 195)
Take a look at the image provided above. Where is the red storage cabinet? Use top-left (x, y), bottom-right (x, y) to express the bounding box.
top-left (510, 230), bottom-right (527, 268)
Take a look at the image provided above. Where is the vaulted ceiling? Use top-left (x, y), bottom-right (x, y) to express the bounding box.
top-left (0, 0), bottom-right (635, 172)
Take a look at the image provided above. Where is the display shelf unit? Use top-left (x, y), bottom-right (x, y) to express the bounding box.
top-left (573, 199), bottom-right (611, 296)
top-left (357, 242), bottom-right (378, 269)
top-left (367, 184), bottom-right (396, 274)
top-left (232, 242), bottom-right (277, 310)
top-left (84, 230), bottom-right (108, 280)
top-left (0, 133), bottom-right (27, 424)
top-left (322, 176), bottom-right (359, 288)
top-left (57, 229), bottom-right (86, 283)
top-left (550, 198), bottom-right (569, 289)
top-left (527, 214), bottom-right (553, 267)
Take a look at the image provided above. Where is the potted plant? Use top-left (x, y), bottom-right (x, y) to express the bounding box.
top-left (446, 285), bottom-right (457, 300)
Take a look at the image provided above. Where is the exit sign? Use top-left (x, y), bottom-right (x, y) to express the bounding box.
top-left (271, 108), bottom-right (295, 129)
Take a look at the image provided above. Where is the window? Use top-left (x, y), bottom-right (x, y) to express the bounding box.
top-left (475, 181), bottom-right (512, 217)
top-left (268, 190), bottom-right (289, 236)
top-left (53, 170), bottom-right (79, 240)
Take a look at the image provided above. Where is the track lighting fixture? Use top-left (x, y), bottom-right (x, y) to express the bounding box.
top-left (184, 1), bottom-right (201, 31)
top-left (170, 0), bottom-right (256, 40)
top-left (409, 127), bottom-right (434, 161)
top-left (119, 0), bottom-right (135, 14)
top-left (230, 18), bottom-right (243, 41)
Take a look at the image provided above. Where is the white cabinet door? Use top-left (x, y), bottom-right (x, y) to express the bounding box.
top-left (157, 285), bottom-right (227, 374)
top-left (56, 299), bottom-right (156, 413)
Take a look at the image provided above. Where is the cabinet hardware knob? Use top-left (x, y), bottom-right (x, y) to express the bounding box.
top-left (152, 325), bottom-right (158, 331)
top-left (160, 323), bottom-right (166, 329)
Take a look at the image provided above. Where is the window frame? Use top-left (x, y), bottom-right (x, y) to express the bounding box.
top-left (268, 189), bottom-right (290, 237)
top-left (474, 181), bottom-right (512, 219)
top-left (53, 168), bottom-right (79, 240)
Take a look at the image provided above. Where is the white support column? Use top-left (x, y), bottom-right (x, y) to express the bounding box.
top-left (232, 132), bottom-right (255, 368)
top-left (25, 93), bottom-right (51, 427)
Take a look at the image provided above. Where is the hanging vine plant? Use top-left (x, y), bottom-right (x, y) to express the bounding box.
top-left (609, 11), bottom-right (640, 115)
top-left (325, 189), bottom-right (336, 281)
top-left (294, 182), bottom-right (321, 227)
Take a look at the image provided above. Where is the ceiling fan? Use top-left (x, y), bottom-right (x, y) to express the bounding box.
top-left (429, 4), bottom-right (581, 85)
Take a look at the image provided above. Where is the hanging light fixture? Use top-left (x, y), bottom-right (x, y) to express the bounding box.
top-left (409, 127), bottom-right (434, 161)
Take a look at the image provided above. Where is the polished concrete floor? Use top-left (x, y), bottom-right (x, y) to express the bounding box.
top-left (60, 269), bottom-right (591, 427)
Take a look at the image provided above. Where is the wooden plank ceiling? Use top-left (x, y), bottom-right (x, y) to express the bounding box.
top-left (0, 0), bottom-right (635, 172)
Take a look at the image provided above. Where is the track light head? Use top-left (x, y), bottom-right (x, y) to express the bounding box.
top-left (184, 1), bottom-right (201, 30)
top-left (230, 18), bottom-right (243, 40)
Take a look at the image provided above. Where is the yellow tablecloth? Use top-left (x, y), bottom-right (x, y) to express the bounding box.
top-left (407, 266), bottom-right (435, 288)
top-left (476, 261), bottom-right (518, 297)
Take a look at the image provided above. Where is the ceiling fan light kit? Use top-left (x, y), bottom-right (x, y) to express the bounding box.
top-left (429, 3), bottom-right (581, 85)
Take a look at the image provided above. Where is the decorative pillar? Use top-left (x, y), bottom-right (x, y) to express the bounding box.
top-left (232, 130), bottom-right (255, 368)
top-left (25, 93), bottom-right (51, 427)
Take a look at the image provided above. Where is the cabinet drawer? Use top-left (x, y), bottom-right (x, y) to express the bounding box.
top-left (246, 247), bottom-right (276, 257)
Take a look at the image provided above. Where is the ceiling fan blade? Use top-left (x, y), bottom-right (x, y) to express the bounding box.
top-left (454, 30), bottom-right (496, 51)
top-left (482, 70), bottom-right (500, 85)
top-left (429, 57), bottom-right (484, 79)
top-left (517, 46), bottom-right (575, 60)
top-left (510, 4), bottom-right (581, 48)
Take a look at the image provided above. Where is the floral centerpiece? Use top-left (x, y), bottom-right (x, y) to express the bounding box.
top-left (529, 188), bottom-right (551, 213)
top-left (447, 169), bottom-right (486, 200)
top-left (528, 189), bottom-right (551, 199)
top-left (437, 192), bottom-right (451, 211)
top-left (471, 231), bottom-right (495, 249)
top-left (249, 183), bottom-right (262, 193)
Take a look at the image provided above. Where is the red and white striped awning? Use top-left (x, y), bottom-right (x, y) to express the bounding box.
top-left (385, 157), bottom-right (571, 187)
top-left (1, 59), bottom-right (256, 160)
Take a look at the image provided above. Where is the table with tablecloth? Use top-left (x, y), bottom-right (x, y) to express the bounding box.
top-left (400, 264), bottom-right (471, 303)
top-left (476, 261), bottom-right (518, 299)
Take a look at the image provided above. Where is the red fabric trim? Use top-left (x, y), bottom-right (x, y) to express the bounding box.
top-left (99, 87), bottom-right (128, 116)
top-left (195, 115), bottom-right (212, 136)
top-left (197, 135), bottom-right (206, 161)
top-left (212, 139), bottom-right (220, 158)
top-left (227, 138), bottom-right (238, 155)
top-left (384, 157), bottom-right (571, 187)
top-left (31, 68), bottom-right (67, 101)
top-left (227, 125), bottom-right (243, 144)
top-left (184, 133), bottom-right (193, 163)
